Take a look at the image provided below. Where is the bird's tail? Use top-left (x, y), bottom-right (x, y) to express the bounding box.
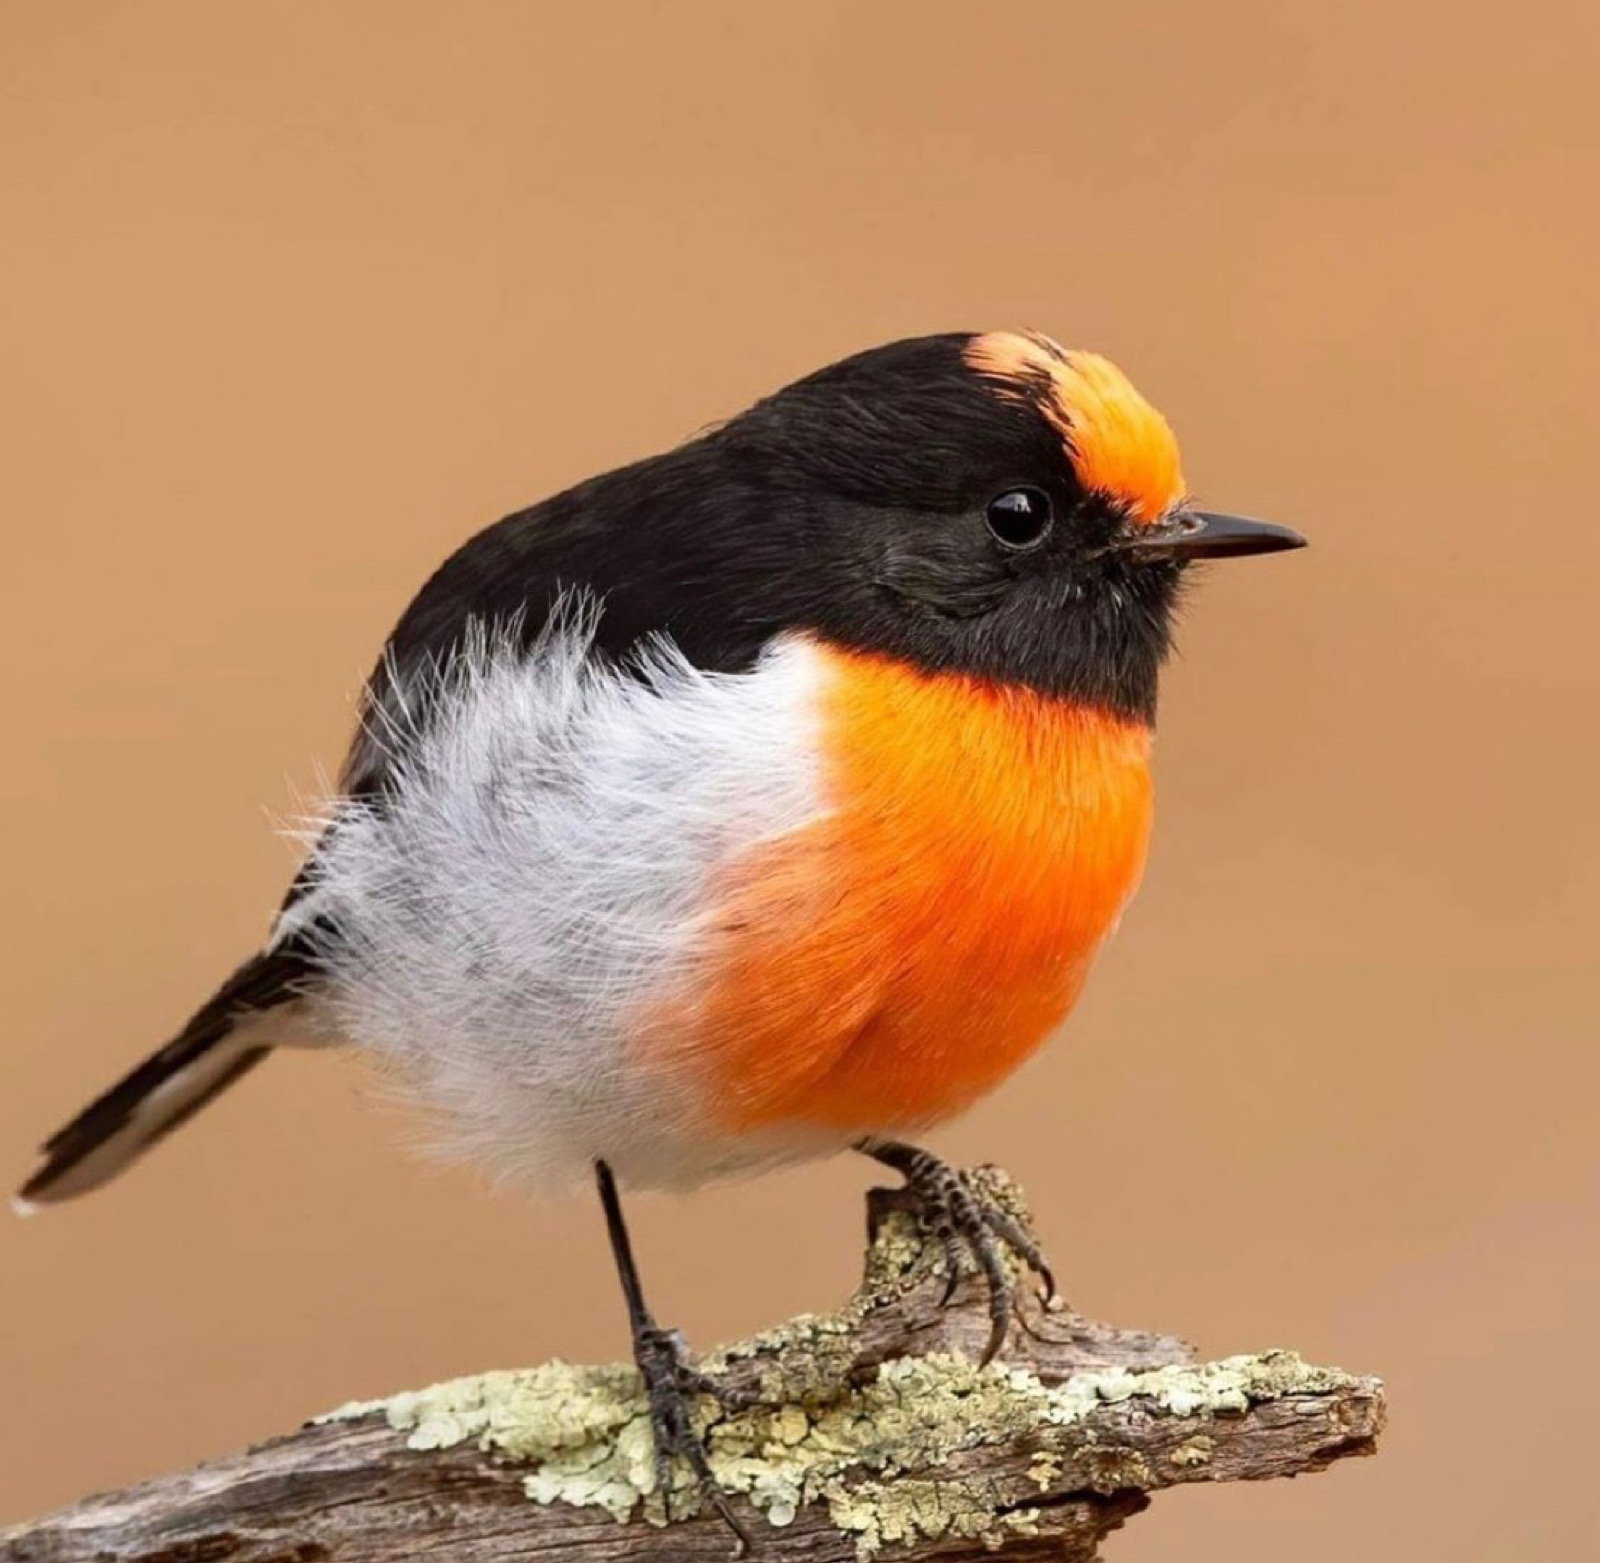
top-left (15, 946), bottom-right (311, 1211)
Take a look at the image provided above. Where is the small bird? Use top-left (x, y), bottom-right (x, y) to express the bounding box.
top-left (17, 330), bottom-right (1303, 1544)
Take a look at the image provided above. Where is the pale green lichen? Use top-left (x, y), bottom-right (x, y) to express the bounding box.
top-left (828, 1474), bottom-right (1040, 1556)
top-left (1026, 1448), bottom-right (1064, 1490)
top-left (700, 1209), bottom-right (939, 1408)
top-left (1169, 1435), bottom-right (1215, 1469)
top-left (324, 1347), bottom-right (1355, 1558)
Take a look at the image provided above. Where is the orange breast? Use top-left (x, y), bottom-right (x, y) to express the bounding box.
top-left (654, 643), bottom-right (1154, 1135)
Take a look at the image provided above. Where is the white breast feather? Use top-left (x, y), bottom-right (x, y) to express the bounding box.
top-left (295, 601), bottom-right (832, 1191)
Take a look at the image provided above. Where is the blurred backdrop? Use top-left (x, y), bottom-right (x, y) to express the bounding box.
top-left (3, 3), bottom-right (1597, 1558)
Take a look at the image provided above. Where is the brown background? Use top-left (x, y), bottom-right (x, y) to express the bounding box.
top-left (3, 3), bottom-right (1596, 1557)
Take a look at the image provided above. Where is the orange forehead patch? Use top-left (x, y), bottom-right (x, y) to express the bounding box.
top-left (965, 330), bottom-right (1185, 524)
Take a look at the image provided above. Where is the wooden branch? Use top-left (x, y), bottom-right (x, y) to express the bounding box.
top-left (2, 1168), bottom-right (1384, 1562)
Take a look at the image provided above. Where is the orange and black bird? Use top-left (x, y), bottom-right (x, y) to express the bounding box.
top-left (16, 330), bottom-right (1303, 1542)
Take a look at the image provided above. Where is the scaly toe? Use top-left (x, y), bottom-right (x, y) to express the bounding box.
top-left (864, 1141), bottom-right (1058, 1364)
top-left (979, 1200), bottom-right (1056, 1304)
top-left (633, 1325), bottom-right (751, 1554)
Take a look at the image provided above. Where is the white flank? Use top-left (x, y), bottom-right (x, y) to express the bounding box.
top-left (299, 602), bottom-right (835, 1191)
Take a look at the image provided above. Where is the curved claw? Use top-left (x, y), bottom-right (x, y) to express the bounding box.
top-left (980, 1202), bottom-right (1056, 1305)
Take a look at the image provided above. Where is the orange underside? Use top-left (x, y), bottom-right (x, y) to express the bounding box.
top-left (650, 644), bottom-right (1154, 1135)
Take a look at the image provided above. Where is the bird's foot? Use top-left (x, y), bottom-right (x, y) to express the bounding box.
top-left (858, 1138), bottom-right (1056, 1366)
top-left (633, 1322), bottom-right (751, 1554)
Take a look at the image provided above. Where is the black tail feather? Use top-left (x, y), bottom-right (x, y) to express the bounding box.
top-left (19, 945), bottom-right (309, 1207)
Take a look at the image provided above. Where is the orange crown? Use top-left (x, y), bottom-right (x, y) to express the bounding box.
top-left (964, 331), bottom-right (1185, 525)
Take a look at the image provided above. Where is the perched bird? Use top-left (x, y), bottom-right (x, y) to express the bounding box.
top-left (16, 330), bottom-right (1303, 1544)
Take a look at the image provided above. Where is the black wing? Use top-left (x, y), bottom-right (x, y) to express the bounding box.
top-left (343, 438), bottom-right (789, 802)
top-left (278, 434), bottom-right (789, 926)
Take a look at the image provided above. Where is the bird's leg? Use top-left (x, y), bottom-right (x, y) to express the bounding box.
top-left (594, 1160), bottom-right (750, 1555)
top-left (855, 1137), bottom-right (1056, 1366)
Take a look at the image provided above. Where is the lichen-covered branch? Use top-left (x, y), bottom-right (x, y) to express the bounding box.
top-left (2, 1169), bottom-right (1384, 1563)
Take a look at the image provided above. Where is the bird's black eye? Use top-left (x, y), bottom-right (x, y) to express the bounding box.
top-left (985, 487), bottom-right (1054, 550)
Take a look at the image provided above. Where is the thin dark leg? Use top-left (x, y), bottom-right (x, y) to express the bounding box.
top-left (596, 1157), bottom-right (651, 1325)
top-left (855, 1137), bottom-right (1055, 1366)
top-left (594, 1160), bottom-right (750, 1554)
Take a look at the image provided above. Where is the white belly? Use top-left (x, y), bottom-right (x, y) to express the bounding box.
top-left (290, 609), bottom-right (839, 1190)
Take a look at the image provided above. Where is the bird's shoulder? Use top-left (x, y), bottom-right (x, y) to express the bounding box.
top-left (341, 447), bottom-right (775, 801)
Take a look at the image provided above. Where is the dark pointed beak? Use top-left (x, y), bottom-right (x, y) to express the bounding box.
top-left (1113, 510), bottom-right (1307, 561)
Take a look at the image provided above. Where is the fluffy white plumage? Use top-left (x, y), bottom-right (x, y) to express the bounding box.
top-left (287, 603), bottom-right (844, 1191)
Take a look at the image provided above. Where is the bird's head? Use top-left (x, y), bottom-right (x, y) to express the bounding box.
top-left (688, 329), bottom-right (1303, 723)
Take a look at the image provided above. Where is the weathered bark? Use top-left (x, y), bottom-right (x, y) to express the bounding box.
top-left (3, 1169), bottom-right (1384, 1562)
